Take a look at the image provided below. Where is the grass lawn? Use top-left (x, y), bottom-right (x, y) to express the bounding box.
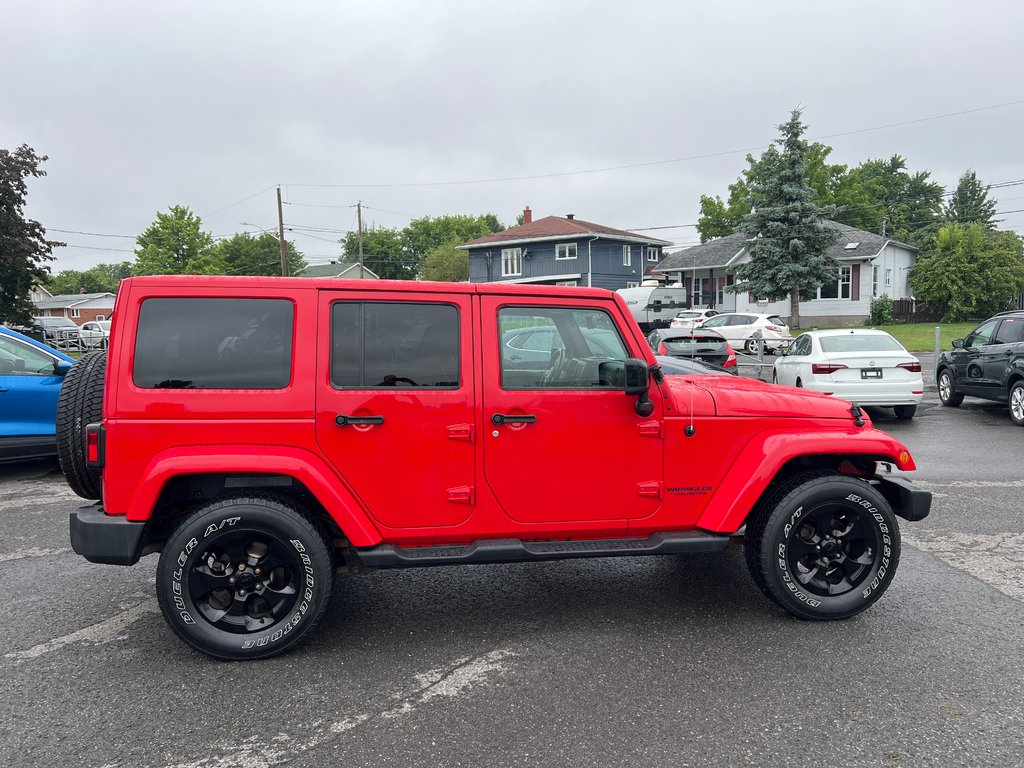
top-left (793, 321), bottom-right (976, 353)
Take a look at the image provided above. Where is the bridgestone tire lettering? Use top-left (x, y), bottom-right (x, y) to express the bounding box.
top-left (155, 494), bottom-right (333, 661)
top-left (744, 471), bottom-right (902, 621)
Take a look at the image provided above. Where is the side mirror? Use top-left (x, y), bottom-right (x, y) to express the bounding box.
top-left (952, 338), bottom-right (964, 349)
top-left (55, 361), bottom-right (72, 376)
top-left (623, 357), bottom-right (655, 417)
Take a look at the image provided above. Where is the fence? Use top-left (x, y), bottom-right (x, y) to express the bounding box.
top-left (891, 298), bottom-right (941, 324)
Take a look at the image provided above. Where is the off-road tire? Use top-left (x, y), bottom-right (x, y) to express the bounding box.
top-left (745, 472), bottom-right (901, 620)
top-left (1009, 380), bottom-right (1024, 427)
top-left (893, 404), bottom-right (917, 419)
top-left (56, 351), bottom-right (106, 500)
top-left (937, 368), bottom-right (963, 407)
top-left (156, 495), bottom-right (334, 661)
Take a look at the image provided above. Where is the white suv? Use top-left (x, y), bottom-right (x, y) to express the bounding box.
top-left (669, 309), bottom-right (720, 329)
top-left (700, 312), bottom-right (792, 353)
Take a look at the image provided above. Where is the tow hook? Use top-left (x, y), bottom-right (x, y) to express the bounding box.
top-left (850, 404), bottom-right (865, 427)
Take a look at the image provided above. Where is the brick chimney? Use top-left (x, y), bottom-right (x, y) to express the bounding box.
top-left (522, 206), bottom-right (532, 224)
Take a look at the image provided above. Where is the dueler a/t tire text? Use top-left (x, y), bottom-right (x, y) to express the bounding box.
top-left (56, 350), bottom-right (106, 500)
top-left (745, 472), bottom-right (901, 620)
top-left (155, 495), bottom-right (334, 660)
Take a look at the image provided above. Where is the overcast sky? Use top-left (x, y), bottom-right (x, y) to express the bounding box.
top-left (5, 0), bottom-right (1024, 274)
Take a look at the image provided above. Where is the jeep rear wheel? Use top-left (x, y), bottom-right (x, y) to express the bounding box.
top-left (56, 351), bottom-right (106, 500)
top-left (156, 495), bottom-right (334, 660)
top-left (745, 473), bottom-right (901, 620)
top-left (937, 368), bottom-right (963, 407)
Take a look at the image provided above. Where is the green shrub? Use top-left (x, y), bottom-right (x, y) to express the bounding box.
top-left (868, 295), bottom-right (894, 326)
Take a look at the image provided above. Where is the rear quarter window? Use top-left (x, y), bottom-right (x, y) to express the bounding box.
top-left (133, 298), bottom-right (294, 389)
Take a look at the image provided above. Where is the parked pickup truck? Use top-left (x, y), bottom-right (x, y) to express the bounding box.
top-left (57, 276), bottom-right (930, 660)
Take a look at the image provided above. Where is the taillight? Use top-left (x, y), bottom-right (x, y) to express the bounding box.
top-left (85, 423), bottom-right (104, 468)
top-left (764, 325), bottom-right (777, 331)
top-left (724, 344), bottom-right (736, 367)
top-left (812, 363), bottom-right (848, 374)
top-left (898, 361), bottom-right (922, 372)
top-left (657, 342), bottom-right (668, 355)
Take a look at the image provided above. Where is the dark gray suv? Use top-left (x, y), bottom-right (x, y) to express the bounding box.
top-left (936, 310), bottom-right (1024, 425)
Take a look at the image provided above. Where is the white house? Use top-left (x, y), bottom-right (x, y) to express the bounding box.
top-left (652, 221), bottom-right (917, 326)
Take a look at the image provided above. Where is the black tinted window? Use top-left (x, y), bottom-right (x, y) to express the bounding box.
top-left (134, 298), bottom-right (293, 389)
top-left (994, 318), bottom-right (1024, 344)
top-left (331, 302), bottom-right (459, 388)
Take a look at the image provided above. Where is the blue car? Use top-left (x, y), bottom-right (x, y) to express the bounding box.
top-left (0, 325), bottom-right (75, 461)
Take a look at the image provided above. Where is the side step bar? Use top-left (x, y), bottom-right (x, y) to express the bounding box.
top-left (355, 531), bottom-right (731, 569)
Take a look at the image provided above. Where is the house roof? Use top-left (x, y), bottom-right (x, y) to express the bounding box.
top-left (34, 292), bottom-right (116, 309)
top-left (654, 220), bottom-right (916, 273)
top-left (298, 262), bottom-right (380, 279)
top-left (458, 215), bottom-right (673, 249)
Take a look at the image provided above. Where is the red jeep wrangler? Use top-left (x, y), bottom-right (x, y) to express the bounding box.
top-left (58, 276), bottom-right (930, 660)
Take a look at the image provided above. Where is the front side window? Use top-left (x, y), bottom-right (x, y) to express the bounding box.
top-left (502, 248), bottom-right (522, 277)
top-left (134, 298), bottom-right (293, 389)
top-left (0, 335), bottom-right (58, 376)
top-left (498, 306), bottom-right (628, 390)
top-left (331, 302), bottom-right (459, 388)
top-left (555, 243), bottom-right (577, 260)
top-left (966, 319), bottom-right (998, 348)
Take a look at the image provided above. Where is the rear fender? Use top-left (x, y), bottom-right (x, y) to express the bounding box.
top-left (124, 445), bottom-right (381, 546)
top-left (696, 427), bottom-right (914, 533)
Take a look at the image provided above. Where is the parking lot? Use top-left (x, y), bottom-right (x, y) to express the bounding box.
top-left (1, 390), bottom-right (1022, 767)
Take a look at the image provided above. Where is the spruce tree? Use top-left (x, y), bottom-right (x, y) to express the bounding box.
top-left (944, 170), bottom-right (997, 228)
top-left (735, 110), bottom-right (839, 329)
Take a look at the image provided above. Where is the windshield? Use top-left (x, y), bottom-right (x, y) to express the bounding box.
top-left (36, 317), bottom-right (78, 328)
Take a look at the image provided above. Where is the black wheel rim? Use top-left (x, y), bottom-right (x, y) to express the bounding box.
top-left (785, 502), bottom-right (882, 597)
top-left (187, 529), bottom-right (302, 634)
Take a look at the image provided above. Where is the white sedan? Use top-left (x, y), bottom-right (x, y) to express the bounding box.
top-left (772, 329), bottom-right (924, 418)
top-left (699, 312), bottom-right (792, 353)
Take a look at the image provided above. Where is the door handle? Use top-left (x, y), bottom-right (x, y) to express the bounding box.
top-left (491, 413), bottom-right (536, 425)
top-left (335, 414), bottom-right (384, 426)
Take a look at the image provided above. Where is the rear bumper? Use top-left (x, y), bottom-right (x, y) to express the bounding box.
top-left (70, 506), bottom-right (146, 565)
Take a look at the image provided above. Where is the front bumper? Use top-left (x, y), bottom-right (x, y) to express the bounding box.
top-left (874, 474), bottom-right (931, 522)
top-left (70, 506), bottom-right (146, 565)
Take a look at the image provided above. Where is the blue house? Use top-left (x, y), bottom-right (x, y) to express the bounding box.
top-left (459, 207), bottom-right (673, 290)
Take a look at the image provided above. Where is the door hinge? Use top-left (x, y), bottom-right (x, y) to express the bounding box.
top-left (638, 420), bottom-right (662, 438)
top-left (447, 485), bottom-right (475, 505)
top-left (637, 481), bottom-right (662, 499)
top-left (447, 423), bottom-right (474, 442)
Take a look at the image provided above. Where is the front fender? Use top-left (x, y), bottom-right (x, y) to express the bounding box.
top-left (124, 445), bottom-right (382, 546)
top-left (696, 427), bottom-right (915, 534)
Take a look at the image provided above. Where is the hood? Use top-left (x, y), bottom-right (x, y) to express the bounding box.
top-left (663, 374), bottom-right (867, 422)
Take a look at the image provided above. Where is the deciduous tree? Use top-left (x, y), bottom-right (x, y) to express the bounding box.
top-left (420, 242), bottom-right (469, 282)
top-left (213, 232), bottom-right (306, 276)
top-left (46, 262), bottom-right (133, 295)
top-left (0, 145), bottom-right (62, 323)
top-left (341, 226), bottom-right (412, 280)
top-left (134, 206), bottom-right (216, 275)
top-left (944, 170), bottom-right (997, 228)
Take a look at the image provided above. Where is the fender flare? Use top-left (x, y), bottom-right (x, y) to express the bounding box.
top-left (696, 427), bottom-right (913, 534)
top-left (124, 445), bottom-right (382, 546)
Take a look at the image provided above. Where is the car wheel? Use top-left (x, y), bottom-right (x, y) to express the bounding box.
top-left (744, 338), bottom-right (759, 354)
top-left (795, 378), bottom-right (803, 388)
top-left (893, 404), bottom-right (917, 419)
top-left (937, 368), bottom-right (963, 407)
top-left (156, 495), bottom-right (334, 660)
top-left (56, 351), bottom-right (106, 500)
top-left (745, 472), bottom-right (901, 620)
top-left (772, 370), bottom-right (779, 384)
top-left (1009, 380), bottom-right (1024, 426)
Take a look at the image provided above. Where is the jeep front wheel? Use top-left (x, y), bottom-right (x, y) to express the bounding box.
top-left (745, 473), bottom-right (901, 620)
top-left (155, 495), bottom-right (334, 660)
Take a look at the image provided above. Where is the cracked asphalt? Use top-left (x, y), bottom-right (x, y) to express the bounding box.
top-left (0, 392), bottom-right (1022, 768)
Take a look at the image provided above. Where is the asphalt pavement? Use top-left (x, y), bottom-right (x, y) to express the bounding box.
top-left (1, 391), bottom-right (1022, 768)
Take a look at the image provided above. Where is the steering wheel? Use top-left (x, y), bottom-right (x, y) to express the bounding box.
top-left (541, 347), bottom-right (565, 386)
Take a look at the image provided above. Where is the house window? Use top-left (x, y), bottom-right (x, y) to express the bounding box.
top-left (71, 309), bottom-right (81, 318)
top-left (555, 243), bottom-right (577, 261)
top-left (693, 279), bottom-right (704, 306)
top-left (819, 266), bottom-right (852, 300)
top-left (872, 266), bottom-right (879, 297)
top-left (715, 276), bottom-right (728, 306)
top-left (625, 281), bottom-right (639, 288)
top-left (885, 268), bottom-right (892, 288)
top-left (501, 248), bottom-right (522, 277)
top-left (554, 280), bottom-right (578, 286)
top-left (622, 245), bottom-right (632, 267)
top-left (646, 247), bottom-right (659, 263)
top-left (96, 315), bottom-right (105, 321)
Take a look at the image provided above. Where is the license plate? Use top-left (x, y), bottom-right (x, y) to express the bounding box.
top-left (861, 368), bottom-right (882, 379)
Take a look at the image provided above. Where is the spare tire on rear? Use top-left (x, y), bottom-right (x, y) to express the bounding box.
top-left (57, 351), bottom-right (106, 500)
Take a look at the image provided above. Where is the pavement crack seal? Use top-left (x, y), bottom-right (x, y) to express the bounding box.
top-left (4, 598), bottom-right (159, 662)
top-left (903, 529), bottom-right (1024, 603)
top-left (159, 648), bottom-right (517, 768)
top-left (0, 547), bottom-right (72, 563)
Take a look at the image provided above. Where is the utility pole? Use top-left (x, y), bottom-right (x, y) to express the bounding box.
top-left (357, 200), bottom-right (364, 278)
top-left (276, 186), bottom-right (290, 276)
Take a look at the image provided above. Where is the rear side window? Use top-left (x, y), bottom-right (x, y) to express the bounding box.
top-left (330, 302), bottom-right (459, 388)
top-left (993, 318), bottom-right (1024, 345)
top-left (134, 298), bottom-right (293, 389)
